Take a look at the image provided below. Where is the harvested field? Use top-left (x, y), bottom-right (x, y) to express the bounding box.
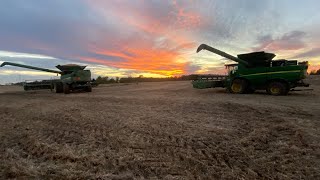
top-left (0, 76), bottom-right (320, 179)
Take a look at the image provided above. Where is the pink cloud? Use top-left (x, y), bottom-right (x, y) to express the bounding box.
top-left (81, 0), bottom-right (203, 76)
top-left (254, 31), bottom-right (306, 52)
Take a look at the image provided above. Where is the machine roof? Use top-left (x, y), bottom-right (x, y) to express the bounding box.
top-left (237, 51), bottom-right (276, 63)
top-left (55, 64), bottom-right (86, 71)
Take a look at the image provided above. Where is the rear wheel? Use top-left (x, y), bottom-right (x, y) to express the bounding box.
top-left (55, 82), bottom-right (63, 93)
top-left (266, 81), bottom-right (288, 96)
top-left (86, 84), bottom-right (92, 92)
top-left (229, 79), bottom-right (247, 94)
top-left (23, 86), bottom-right (30, 91)
top-left (63, 84), bottom-right (70, 94)
top-left (246, 87), bottom-right (255, 94)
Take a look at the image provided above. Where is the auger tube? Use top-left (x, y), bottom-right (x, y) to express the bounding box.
top-left (0, 62), bottom-right (61, 74)
top-left (196, 44), bottom-right (250, 66)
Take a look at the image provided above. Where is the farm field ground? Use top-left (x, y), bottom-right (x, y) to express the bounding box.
top-left (0, 76), bottom-right (319, 179)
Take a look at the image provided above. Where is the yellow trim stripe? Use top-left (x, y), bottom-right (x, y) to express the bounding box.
top-left (240, 70), bottom-right (301, 77)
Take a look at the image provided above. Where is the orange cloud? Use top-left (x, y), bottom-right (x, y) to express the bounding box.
top-left (108, 5), bottom-right (197, 48)
top-left (82, 0), bottom-right (202, 76)
top-left (308, 64), bottom-right (320, 73)
top-left (172, 0), bottom-right (202, 30)
top-left (85, 45), bottom-right (188, 76)
top-left (79, 56), bottom-right (185, 77)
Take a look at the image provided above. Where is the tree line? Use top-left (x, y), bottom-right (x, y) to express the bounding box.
top-left (310, 69), bottom-right (320, 75)
top-left (9, 68), bottom-right (320, 86)
top-left (94, 75), bottom-right (199, 84)
top-left (92, 69), bottom-right (320, 84)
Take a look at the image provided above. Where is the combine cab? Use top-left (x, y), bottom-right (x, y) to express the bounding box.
top-left (193, 44), bottom-right (309, 95)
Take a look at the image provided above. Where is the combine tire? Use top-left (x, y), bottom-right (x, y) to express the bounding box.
top-left (63, 84), bottom-right (70, 94)
top-left (86, 84), bottom-right (92, 92)
top-left (266, 81), bottom-right (288, 96)
top-left (55, 82), bottom-right (63, 93)
top-left (23, 86), bottom-right (30, 91)
top-left (229, 79), bottom-right (247, 94)
top-left (246, 87), bottom-right (255, 94)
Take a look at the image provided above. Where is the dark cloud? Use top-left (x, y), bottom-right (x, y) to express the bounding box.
top-left (197, 0), bottom-right (279, 46)
top-left (0, 0), bottom-right (93, 57)
top-left (253, 31), bottom-right (307, 52)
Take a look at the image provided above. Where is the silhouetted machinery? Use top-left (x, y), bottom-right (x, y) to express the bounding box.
top-left (1, 62), bottom-right (92, 94)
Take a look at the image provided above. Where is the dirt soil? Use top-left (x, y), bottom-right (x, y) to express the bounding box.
top-left (0, 76), bottom-right (320, 179)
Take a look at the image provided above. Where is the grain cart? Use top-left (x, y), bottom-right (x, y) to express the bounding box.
top-left (193, 44), bottom-right (309, 95)
top-left (0, 62), bottom-right (92, 94)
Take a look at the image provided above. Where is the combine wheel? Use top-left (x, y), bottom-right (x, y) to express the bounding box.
top-left (23, 86), bottom-right (30, 91)
top-left (86, 84), bottom-right (92, 92)
top-left (63, 84), bottom-right (70, 94)
top-left (229, 79), bottom-right (247, 94)
top-left (246, 87), bottom-right (255, 94)
top-left (266, 81), bottom-right (288, 96)
top-left (55, 82), bottom-right (63, 93)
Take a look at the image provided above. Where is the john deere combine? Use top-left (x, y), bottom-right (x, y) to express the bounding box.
top-left (193, 44), bottom-right (309, 95)
top-left (0, 62), bottom-right (92, 94)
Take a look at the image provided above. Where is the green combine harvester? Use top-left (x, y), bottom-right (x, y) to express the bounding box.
top-left (193, 44), bottom-right (309, 95)
top-left (0, 62), bottom-right (92, 94)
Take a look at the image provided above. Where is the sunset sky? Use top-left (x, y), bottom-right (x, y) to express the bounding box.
top-left (0, 0), bottom-right (319, 84)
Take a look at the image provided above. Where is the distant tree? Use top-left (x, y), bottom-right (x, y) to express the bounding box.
top-left (189, 74), bottom-right (199, 80)
top-left (109, 78), bottom-right (116, 83)
top-left (96, 76), bottom-right (115, 84)
top-left (103, 76), bottom-right (109, 82)
top-left (310, 69), bottom-right (320, 75)
top-left (118, 74), bottom-right (203, 83)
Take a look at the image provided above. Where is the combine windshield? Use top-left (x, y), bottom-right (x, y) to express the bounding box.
top-left (226, 64), bottom-right (238, 75)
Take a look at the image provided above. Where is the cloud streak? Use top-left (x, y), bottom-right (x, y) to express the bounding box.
top-left (292, 48), bottom-right (320, 59)
top-left (253, 31), bottom-right (307, 52)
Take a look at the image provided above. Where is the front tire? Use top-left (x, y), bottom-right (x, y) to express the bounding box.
top-left (266, 81), bottom-right (288, 96)
top-left (63, 84), bottom-right (70, 94)
top-left (23, 86), bottom-right (30, 91)
top-left (86, 84), bottom-right (92, 92)
top-left (246, 87), bottom-right (255, 94)
top-left (229, 79), bottom-right (247, 94)
top-left (55, 82), bottom-right (63, 93)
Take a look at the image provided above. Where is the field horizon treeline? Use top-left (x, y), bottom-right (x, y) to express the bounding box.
top-left (95, 68), bottom-right (320, 84)
top-left (96, 74), bottom-right (200, 84)
top-left (7, 68), bottom-right (320, 86)
top-left (310, 69), bottom-right (320, 75)
top-left (8, 74), bottom-right (200, 85)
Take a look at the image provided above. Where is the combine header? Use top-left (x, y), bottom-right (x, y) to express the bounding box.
top-left (193, 44), bottom-right (309, 95)
top-left (1, 62), bottom-right (92, 94)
